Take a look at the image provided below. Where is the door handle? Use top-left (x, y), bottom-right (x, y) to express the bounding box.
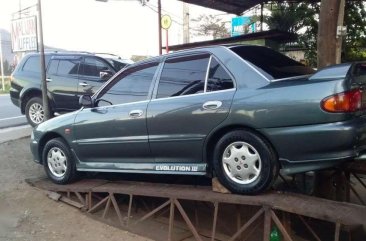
top-left (79, 82), bottom-right (89, 87)
top-left (202, 101), bottom-right (222, 110)
top-left (46, 78), bottom-right (52, 82)
top-left (129, 110), bottom-right (143, 118)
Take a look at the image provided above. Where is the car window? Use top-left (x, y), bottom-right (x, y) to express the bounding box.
top-left (21, 55), bottom-right (51, 73)
top-left (22, 56), bottom-right (40, 73)
top-left (98, 62), bottom-right (158, 106)
top-left (47, 60), bottom-right (59, 75)
top-left (156, 54), bottom-right (210, 99)
top-left (57, 59), bottom-right (79, 76)
top-left (207, 57), bottom-right (234, 92)
top-left (79, 57), bottom-right (112, 78)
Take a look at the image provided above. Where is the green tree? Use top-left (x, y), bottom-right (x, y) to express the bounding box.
top-left (342, 1), bottom-right (366, 62)
top-left (192, 14), bottom-right (230, 40)
top-left (261, 3), bottom-right (366, 66)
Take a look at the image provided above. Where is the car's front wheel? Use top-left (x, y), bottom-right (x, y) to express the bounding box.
top-left (42, 138), bottom-right (78, 184)
top-left (213, 130), bottom-right (278, 194)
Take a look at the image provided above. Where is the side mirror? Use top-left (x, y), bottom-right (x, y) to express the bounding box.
top-left (79, 95), bottom-right (93, 108)
top-left (99, 70), bottom-right (113, 81)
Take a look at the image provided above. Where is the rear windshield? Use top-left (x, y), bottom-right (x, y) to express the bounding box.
top-left (230, 46), bottom-right (315, 80)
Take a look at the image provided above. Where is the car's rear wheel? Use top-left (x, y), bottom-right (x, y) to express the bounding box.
top-left (42, 138), bottom-right (78, 184)
top-left (25, 97), bottom-right (45, 127)
top-left (213, 130), bottom-right (278, 194)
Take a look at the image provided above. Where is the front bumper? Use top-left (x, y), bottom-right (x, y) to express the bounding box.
top-left (30, 131), bottom-right (41, 164)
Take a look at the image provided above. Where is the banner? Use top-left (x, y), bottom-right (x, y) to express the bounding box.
top-left (11, 16), bottom-right (38, 52)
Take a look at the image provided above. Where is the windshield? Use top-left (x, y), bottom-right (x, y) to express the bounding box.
top-left (230, 46), bottom-right (315, 80)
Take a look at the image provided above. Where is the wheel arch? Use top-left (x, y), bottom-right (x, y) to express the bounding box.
top-left (203, 124), bottom-right (279, 175)
top-left (38, 132), bottom-right (68, 164)
top-left (20, 88), bottom-right (42, 114)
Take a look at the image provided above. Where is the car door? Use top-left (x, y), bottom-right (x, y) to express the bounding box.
top-left (46, 56), bottom-right (81, 111)
top-left (73, 61), bottom-right (160, 166)
top-left (77, 56), bottom-right (115, 97)
top-left (147, 53), bottom-right (236, 164)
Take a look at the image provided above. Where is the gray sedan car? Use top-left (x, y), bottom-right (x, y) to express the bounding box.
top-left (31, 45), bottom-right (366, 194)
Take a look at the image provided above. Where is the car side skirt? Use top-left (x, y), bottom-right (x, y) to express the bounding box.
top-left (76, 162), bottom-right (207, 175)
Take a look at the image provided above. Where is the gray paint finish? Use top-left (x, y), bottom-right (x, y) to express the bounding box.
top-left (30, 45), bottom-right (366, 177)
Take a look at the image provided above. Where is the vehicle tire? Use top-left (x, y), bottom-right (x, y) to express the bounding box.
top-left (213, 130), bottom-right (278, 195)
top-left (25, 97), bottom-right (45, 127)
top-left (42, 138), bottom-right (78, 184)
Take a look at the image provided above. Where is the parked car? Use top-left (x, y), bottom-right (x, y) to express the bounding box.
top-left (30, 45), bottom-right (366, 194)
top-left (10, 51), bottom-right (133, 126)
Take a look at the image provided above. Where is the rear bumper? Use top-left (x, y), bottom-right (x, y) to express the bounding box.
top-left (261, 116), bottom-right (366, 174)
top-left (10, 89), bottom-right (20, 108)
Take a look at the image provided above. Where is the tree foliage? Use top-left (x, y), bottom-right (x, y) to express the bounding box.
top-left (192, 14), bottom-right (230, 39)
top-left (262, 2), bottom-right (366, 66)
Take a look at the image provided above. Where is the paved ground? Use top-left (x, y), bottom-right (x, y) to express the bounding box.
top-left (0, 94), bottom-right (27, 129)
top-left (0, 137), bottom-right (151, 241)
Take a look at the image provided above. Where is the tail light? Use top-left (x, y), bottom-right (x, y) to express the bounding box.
top-left (321, 89), bottom-right (363, 113)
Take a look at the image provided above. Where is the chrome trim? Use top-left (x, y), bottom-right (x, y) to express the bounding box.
top-left (77, 168), bottom-right (206, 175)
top-left (91, 100), bottom-right (149, 110)
top-left (204, 56), bottom-right (212, 93)
top-left (150, 88), bottom-right (236, 102)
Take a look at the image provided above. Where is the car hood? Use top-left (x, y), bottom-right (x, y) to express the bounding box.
top-left (35, 110), bottom-right (80, 133)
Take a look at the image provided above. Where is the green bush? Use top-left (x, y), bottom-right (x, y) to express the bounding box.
top-left (0, 76), bottom-right (11, 94)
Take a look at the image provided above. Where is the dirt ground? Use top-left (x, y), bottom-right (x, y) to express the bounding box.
top-left (0, 137), bottom-right (152, 241)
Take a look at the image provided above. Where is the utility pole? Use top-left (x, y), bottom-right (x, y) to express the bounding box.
top-left (37, 0), bottom-right (51, 120)
top-left (183, 2), bottom-right (190, 44)
top-left (158, 0), bottom-right (162, 55)
top-left (336, 0), bottom-right (346, 64)
top-left (317, 0), bottom-right (342, 69)
top-left (0, 34), bottom-right (5, 91)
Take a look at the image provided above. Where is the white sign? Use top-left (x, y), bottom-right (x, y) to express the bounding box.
top-left (11, 16), bottom-right (38, 52)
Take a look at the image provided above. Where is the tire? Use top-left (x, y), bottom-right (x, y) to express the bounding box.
top-left (25, 97), bottom-right (45, 127)
top-left (213, 130), bottom-right (278, 195)
top-left (42, 138), bottom-right (78, 184)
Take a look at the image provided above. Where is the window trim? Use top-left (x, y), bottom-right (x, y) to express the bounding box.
top-left (152, 52), bottom-right (236, 101)
top-left (95, 61), bottom-right (160, 106)
top-left (54, 58), bottom-right (80, 78)
top-left (22, 56), bottom-right (40, 73)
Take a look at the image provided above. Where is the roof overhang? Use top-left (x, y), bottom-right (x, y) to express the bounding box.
top-left (164, 30), bottom-right (296, 51)
top-left (178, 0), bottom-right (319, 15)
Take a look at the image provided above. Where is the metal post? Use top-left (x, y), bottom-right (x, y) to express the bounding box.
top-left (260, 3), bottom-right (264, 32)
top-left (183, 3), bottom-right (190, 43)
top-left (37, 0), bottom-right (51, 120)
top-left (158, 0), bottom-right (162, 55)
top-left (166, 29), bottom-right (169, 53)
top-left (0, 34), bottom-right (5, 91)
top-left (336, 0), bottom-right (346, 64)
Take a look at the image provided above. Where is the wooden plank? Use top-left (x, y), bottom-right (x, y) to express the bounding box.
top-left (174, 199), bottom-right (203, 241)
top-left (297, 215), bottom-right (321, 241)
top-left (110, 193), bottom-right (124, 227)
top-left (88, 195), bottom-right (109, 213)
top-left (138, 199), bottom-right (171, 223)
top-left (102, 197), bottom-right (111, 219)
top-left (28, 178), bottom-right (366, 226)
top-left (270, 210), bottom-right (293, 241)
top-left (168, 199), bottom-right (175, 241)
top-left (229, 208), bottom-right (264, 241)
top-left (60, 196), bottom-right (84, 209)
top-left (263, 207), bottom-right (271, 241)
top-left (334, 222), bottom-right (341, 241)
top-left (211, 202), bottom-right (219, 241)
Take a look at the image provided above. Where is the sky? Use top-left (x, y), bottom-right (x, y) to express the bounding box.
top-left (0, 0), bottom-right (234, 59)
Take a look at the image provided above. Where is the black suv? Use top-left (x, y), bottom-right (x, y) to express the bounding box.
top-left (10, 52), bottom-right (132, 126)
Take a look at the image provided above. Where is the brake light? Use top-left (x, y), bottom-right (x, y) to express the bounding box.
top-left (321, 89), bottom-right (363, 113)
